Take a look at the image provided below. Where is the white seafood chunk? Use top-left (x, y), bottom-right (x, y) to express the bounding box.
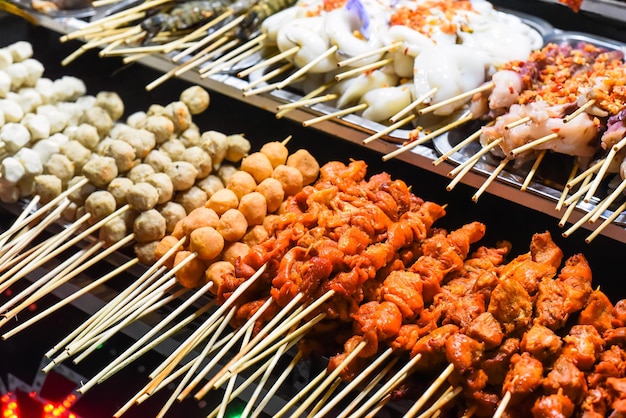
top-left (360, 84), bottom-right (413, 122)
top-left (0, 70), bottom-right (10, 98)
top-left (32, 138), bottom-right (60, 163)
top-left (37, 104), bottom-right (69, 134)
top-left (35, 78), bottom-right (55, 104)
top-left (7, 41), bottom-right (33, 62)
top-left (386, 25), bottom-right (436, 78)
top-left (277, 16), bottom-right (338, 73)
top-left (0, 122), bottom-right (30, 152)
top-left (0, 49), bottom-right (13, 70)
top-left (0, 98), bottom-right (24, 122)
top-left (334, 69), bottom-right (398, 108)
top-left (15, 87), bottom-right (43, 113)
top-left (4, 62), bottom-right (28, 90)
top-left (22, 58), bottom-right (45, 87)
top-left (489, 70), bottom-right (524, 111)
top-left (413, 44), bottom-right (491, 116)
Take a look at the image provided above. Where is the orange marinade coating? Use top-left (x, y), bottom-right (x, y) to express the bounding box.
top-left (390, 0), bottom-right (475, 37)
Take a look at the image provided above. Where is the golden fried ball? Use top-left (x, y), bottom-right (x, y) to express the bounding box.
top-left (217, 208), bottom-right (248, 242)
top-left (240, 152), bottom-right (273, 183)
top-left (108, 177), bottom-right (133, 207)
top-left (286, 149), bottom-right (320, 185)
top-left (189, 226), bottom-right (224, 261)
top-left (206, 188), bottom-right (238, 216)
top-left (147, 172), bottom-right (174, 205)
top-left (154, 235), bottom-right (181, 268)
top-left (134, 241), bottom-right (160, 266)
top-left (255, 177), bottom-right (284, 213)
top-left (158, 201), bottom-right (186, 233)
top-left (180, 85), bottom-right (210, 115)
top-left (238, 191), bottom-right (267, 226)
top-left (205, 261), bottom-right (234, 294)
top-left (82, 156), bottom-right (119, 188)
top-left (242, 224), bottom-right (269, 247)
top-left (174, 251), bottom-right (206, 288)
top-left (84, 190), bottom-right (117, 222)
top-left (271, 165), bottom-right (303, 196)
top-left (181, 206), bottom-right (219, 236)
top-left (226, 170), bottom-right (256, 200)
top-left (260, 141), bottom-right (289, 168)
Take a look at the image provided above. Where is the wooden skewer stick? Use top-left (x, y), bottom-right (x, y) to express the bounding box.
top-left (0, 195), bottom-right (39, 251)
top-left (216, 326), bottom-right (255, 418)
top-left (566, 158), bottom-right (604, 189)
top-left (402, 363), bottom-right (455, 418)
top-left (71, 281), bottom-right (186, 366)
top-left (146, 37), bottom-right (234, 91)
top-left (586, 200), bottom-right (626, 243)
top-left (243, 63), bottom-right (294, 94)
top-left (337, 42), bottom-right (402, 67)
top-left (240, 339), bottom-right (294, 417)
top-left (277, 93), bottom-right (337, 111)
top-left (348, 353), bottom-right (423, 418)
top-left (472, 158), bottom-right (511, 202)
top-left (562, 202), bottom-right (597, 238)
top-left (418, 82), bottom-right (495, 116)
top-left (91, 0), bottom-right (126, 7)
top-left (276, 45), bottom-right (338, 90)
top-left (559, 174), bottom-right (593, 228)
top-left (287, 341), bottom-right (369, 418)
top-left (248, 351), bottom-right (304, 418)
top-left (556, 160), bottom-right (580, 211)
top-left (433, 127), bottom-right (482, 166)
top-left (200, 39), bottom-right (266, 78)
top-left (0, 177), bottom-right (88, 244)
top-left (448, 138), bottom-right (503, 178)
top-left (493, 391), bottom-right (512, 418)
top-left (302, 103), bottom-right (368, 128)
top-left (2, 258), bottom-right (138, 340)
top-left (509, 132), bottom-right (558, 158)
top-left (307, 378), bottom-right (342, 418)
top-left (584, 136), bottom-right (626, 202)
top-left (362, 114), bottom-right (416, 145)
top-left (564, 99), bottom-right (596, 123)
top-left (335, 356), bottom-right (399, 418)
top-left (77, 280), bottom-right (215, 394)
top-left (172, 15), bottom-right (245, 62)
top-left (273, 369), bottom-right (328, 418)
top-left (312, 348), bottom-right (395, 418)
top-left (334, 58), bottom-right (393, 82)
top-left (0, 241), bottom-right (103, 323)
top-left (414, 386), bottom-right (462, 418)
top-left (217, 290), bottom-right (335, 383)
top-left (0, 198), bottom-right (69, 268)
top-left (275, 79), bottom-right (336, 119)
top-left (590, 178), bottom-right (626, 223)
top-left (238, 46), bottom-right (299, 79)
top-left (383, 113), bottom-right (474, 161)
top-left (163, 11), bottom-right (235, 54)
top-left (521, 150), bottom-right (547, 191)
top-left (389, 87), bottom-right (438, 124)
top-left (504, 116), bottom-right (530, 130)
top-left (101, 302), bottom-right (219, 386)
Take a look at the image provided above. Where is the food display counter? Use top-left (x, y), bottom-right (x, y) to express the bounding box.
top-left (0, 1), bottom-right (625, 417)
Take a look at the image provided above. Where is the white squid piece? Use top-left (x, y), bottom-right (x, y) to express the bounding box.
top-left (276, 16), bottom-right (338, 73)
top-left (333, 69), bottom-right (398, 108)
top-left (386, 25), bottom-right (437, 78)
top-left (413, 44), bottom-right (491, 116)
top-left (359, 83), bottom-right (413, 122)
top-left (262, 0), bottom-right (325, 45)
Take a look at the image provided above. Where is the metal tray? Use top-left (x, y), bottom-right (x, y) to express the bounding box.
top-left (432, 30), bottom-right (626, 227)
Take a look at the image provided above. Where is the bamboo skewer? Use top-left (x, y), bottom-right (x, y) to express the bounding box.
top-left (504, 116), bottom-right (530, 130)
top-left (334, 58), bottom-right (393, 82)
top-left (589, 178), bottom-right (626, 223)
top-left (447, 138), bottom-right (503, 178)
top-left (521, 150), bottom-right (547, 191)
top-left (2, 258), bottom-right (139, 340)
top-left (164, 11), bottom-right (235, 54)
top-left (337, 42), bottom-right (402, 67)
top-left (584, 136), bottom-right (626, 202)
top-left (302, 103), bottom-right (367, 127)
top-left (276, 93), bottom-right (338, 111)
top-left (0, 195), bottom-right (39, 251)
top-left (276, 45), bottom-right (338, 90)
top-left (335, 356), bottom-right (399, 418)
top-left (432, 127), bottom-right (482, 166)
top-left (243, 63), bottom-right (294, 93)
top-left (383, 113), bottom-right (474, 161)
top-left (417, 82), bottom-right (494, 116)
top-left (556, 160), bottom-right (581, 211)
top-left (414, 386), bottom-right (462, 418)
top-left (311, 348), bottom-right (395, 418)
top-left (472, 158), bottom-right (510, 202)
top-left (566, 159), bottom-right (604, 189)
top-left (145, 36), bottom-right (232, 91)
top-left (275, 80), bottom-right (336, 119)
top-left (559, 173), bottom-right (593, 228)
top-left (172, 15), bottom-right (245, 62)
top-left (286, 340), bottom-right (368, 418)
top-left (493, 391), bottom-right (512, 418)
top-left (200, 34), bottom-right (268, 77)
top-left (362, 114), bottom-right (416, 144)
top-left (216, 326), bottom-right (255, 418)
top-left (403, 363), bottom-right (455, 418)
top-left (508, 132), bottom-right (558, 158)
top-left (77, 280), bottom-right (215, 394)
top-left (389, 87), bottom-right (438, 124)
top-left (564, 99), bottom-right (596, 123)
top-left (586, 200), bottom-right (626, 243)
top-left (238, 46), bottom-right (299, 79)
